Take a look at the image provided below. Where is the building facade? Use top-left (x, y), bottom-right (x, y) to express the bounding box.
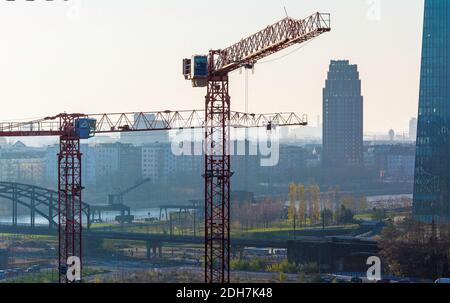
top-left (413, 0), bottom-right (450, 223)
top-left (141, 143), bottom-right (176, 182)
top-left (45, 144), bottom-right (96, 186)
top-left (322, 60), bottom-right (363, 168)
top-left (120, 113), bottom-right (170, 146)
top-left (0, 144), bottom-right (46, 185)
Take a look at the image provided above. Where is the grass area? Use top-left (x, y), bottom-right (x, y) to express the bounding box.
top-left (0, 234), bottom-right (54, 240)
top-left (354, 213), bottom-right (373, 220)
top-left (90, 222), bottom-right (118, 229)
top-left (90, 220), bottom-right (361, 241)
top-left (232, 224), bottom-right (359, 239)
top-left (2, 267), bottom-right (108, 283)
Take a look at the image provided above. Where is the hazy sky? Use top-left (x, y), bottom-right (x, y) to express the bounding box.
top-left (0, 0), bottom-right (424, 134)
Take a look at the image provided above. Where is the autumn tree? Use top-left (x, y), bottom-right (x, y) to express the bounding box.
top-left (378, 218), bottom-right (450, 279)
top-left (341, 196), bottom-right (356, 212)
top-left (308, 185), bottom-right (321, 225)
top-left (357, 197), bottom-right (369, 212)
top-left (288, 183), bottom-right (297, 222)
top-left (260, 198), bottom-right (284, 229)
top-left (297, 184), bottom-right (306, 226)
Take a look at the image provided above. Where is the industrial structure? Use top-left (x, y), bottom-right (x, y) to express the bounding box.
top-left (90, 178), bottom-right (151, 224)
top-left (183, 12), bottom-right (331, 282)
top-left (0, 110), bottom-right (306, 282)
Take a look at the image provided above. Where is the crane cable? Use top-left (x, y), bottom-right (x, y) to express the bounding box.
top-left (245, 68), bottom-right (249, 113)
top-left (257, 37), bottom-right (316, 65)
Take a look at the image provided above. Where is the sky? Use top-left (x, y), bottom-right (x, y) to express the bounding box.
top-left (0, 0), bottom-right (424, 139)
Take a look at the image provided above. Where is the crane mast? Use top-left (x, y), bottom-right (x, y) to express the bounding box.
top-left (183, 12), bottom-right (330, 283)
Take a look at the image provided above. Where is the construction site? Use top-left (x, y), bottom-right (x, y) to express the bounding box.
top-left (0, 8), bottom-right (332, 283)
top-left (1, 0), bottom-right (446, 287)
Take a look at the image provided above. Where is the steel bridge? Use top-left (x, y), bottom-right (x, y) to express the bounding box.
top-left (0, 182), bottom-right (91, 229)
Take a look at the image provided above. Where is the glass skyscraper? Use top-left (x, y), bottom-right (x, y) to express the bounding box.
top-left (413, 0), bottom-right (450, 223)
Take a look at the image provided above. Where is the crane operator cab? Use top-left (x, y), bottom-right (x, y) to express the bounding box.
top-left (75, 118), bottom-right (97, 139)
top-left (183, 55), bottom-right (208, 87)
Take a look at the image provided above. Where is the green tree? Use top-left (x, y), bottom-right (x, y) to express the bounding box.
top-left (371, 207), bottom-right (388, 221)
top-left (335, 205), bottom-right (355, 224)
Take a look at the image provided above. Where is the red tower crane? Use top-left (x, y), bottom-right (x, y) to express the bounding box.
top-left (0, 110), bottom-right (307, 283)
top-left (183, 12), bottom-right (331, 282)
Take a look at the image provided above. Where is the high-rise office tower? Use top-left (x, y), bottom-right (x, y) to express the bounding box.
top-left (413, 0), bottom-right (450, 223)
top-left (322, 60), bottom-right (363, 168)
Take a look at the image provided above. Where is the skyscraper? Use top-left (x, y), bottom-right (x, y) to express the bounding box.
top-left (322, 60), bottom-right (363, 168)
top-left (413, 0), bottom-right (450, 223)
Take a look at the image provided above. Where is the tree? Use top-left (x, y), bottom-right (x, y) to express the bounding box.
top-left (335, 205), bottom-right (355, 224)
top-left (308, 185), bottom-right (321, 225)
top-left (378, 218), bottom-right (450, 279)
top-left (341, 196), bottom-right (356, 212)
top-left (322, 209), bottom-right (334, 226)
top-left (260, 198), bottom-right (284, 229)
top-left (297, 184), bottom-right (306, 226)
top-left (371, 207), bottom-right (387, 221)
top-left (328, 186), bottom-right (341, 208)
top-left (357, 197), bottom-right (369, 212)
top-left (288, 183), bottom-right (297, 222)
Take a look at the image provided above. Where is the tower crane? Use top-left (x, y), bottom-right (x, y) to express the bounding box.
top-left (182, 12), bottom-right (331, 282)
top-left (0, 109), bottom-right (307, 283)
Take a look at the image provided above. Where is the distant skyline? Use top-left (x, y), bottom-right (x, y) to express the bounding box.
top-left (0, 0), bottom-right (423, 139)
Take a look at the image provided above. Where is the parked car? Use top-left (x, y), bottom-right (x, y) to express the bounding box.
top-left (0, 270), bottom-right (6, 280)
top-left (435, 278), bottom-right (450, 283)
top-left (319, 276), bottom-right (334, 283)
top-left (26, 265), bottom-right (40, 273)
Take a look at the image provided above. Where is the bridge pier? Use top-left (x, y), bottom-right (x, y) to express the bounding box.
top-left (232, 245), bottom-right (244, 259)
top-left (12, 185), bottom-right (18, 226)
top-left (30, 187), bottom-right (36, 228)
top-left (146, 241), bottom-right (163, 259)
